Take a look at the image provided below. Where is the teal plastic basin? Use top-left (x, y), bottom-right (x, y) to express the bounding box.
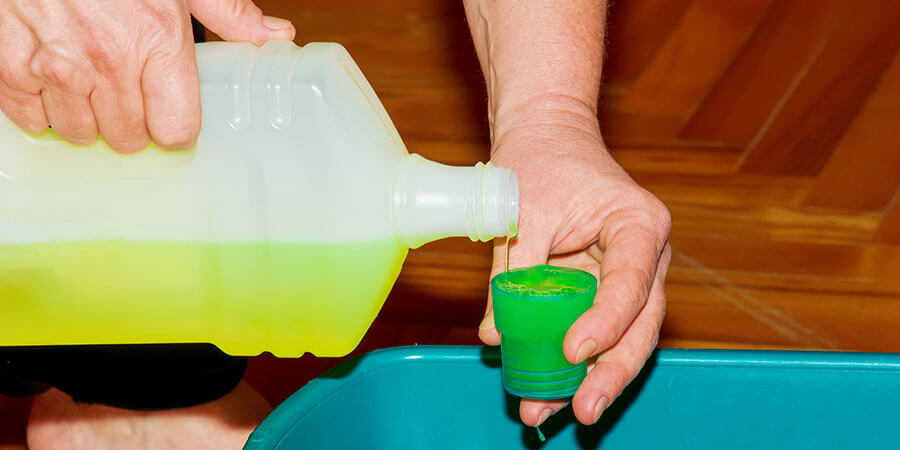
top-left (246, 346), bottom-right (900, 449)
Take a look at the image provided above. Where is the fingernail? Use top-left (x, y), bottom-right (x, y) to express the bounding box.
top-left (537, 408), bottom-right (552, 426)
top-left (263, 16), bottom-right (293, 30)
top-left (592, 397), bottom-right (609, 424)
top-left (478, 309), bottom-right (495, 331)
top-left (575, 339), bottom-right (597, 364)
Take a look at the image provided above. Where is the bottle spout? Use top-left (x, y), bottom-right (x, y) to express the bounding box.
top-left (393, 154), bottom-right (519, 249)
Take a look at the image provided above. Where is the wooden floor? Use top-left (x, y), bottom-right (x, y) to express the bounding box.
top-left (2, 0), bottom-right (899, 445)
top-left (245, 0), bottom-right (900, 403)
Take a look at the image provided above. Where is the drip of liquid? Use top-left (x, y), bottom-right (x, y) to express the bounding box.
top-left (505, 236), bottom-right (511, 274)
top-left (536, 425), bottom-right (546, 442)
top-left (504, 233), bottom-right (517, 274)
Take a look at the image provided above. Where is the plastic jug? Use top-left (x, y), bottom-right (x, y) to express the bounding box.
top-left (0, 41), bottom-right (518, 358)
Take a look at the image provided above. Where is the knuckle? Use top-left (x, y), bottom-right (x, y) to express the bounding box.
top-left (605, 363), bottom-right (633, 395)
top-left (625, 190), bottom-right (671, 244)
top-left (31, 54), bottom-right (84, 92)
top-left (141, 9), bottom-right (190, 57)
top-left (0, 65), bottom-right (33, 92)
top-left (116, 106), bottom-right (148, 131)
top-left (83, 39), bottom-right (124, 76)
top-left (610, 264), bottom-right (654, 298)
top-left (650, 199), bottom-right (672, 238)
top-left (229, 0), bottom-right (262, 23)
top-left (634, 265), bottom-right (656, 288)
top-left (144, 7), bottom-right (183, 37)
top-left (639, 321), bottom-right (662, 352)
top-left (661, 242), bottom-right (673, 266)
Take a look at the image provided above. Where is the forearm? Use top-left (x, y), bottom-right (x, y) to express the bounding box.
top-left (462, 0), bottom-right (607, 142)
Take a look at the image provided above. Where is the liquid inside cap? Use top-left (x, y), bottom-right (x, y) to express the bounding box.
top-left (494, 264), bottom-right (596, 298)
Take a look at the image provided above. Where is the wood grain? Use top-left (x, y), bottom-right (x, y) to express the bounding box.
top-left (609, 146), bottom-right (742, 175)
top-left (738, 0), bottom-right (900, 175)
top-left (801, 53), bottom-right (900, 210)
top-left (603, 0), bottom-right (693, 89)
top-left (5, 0), bottom-right (900, 444)
top-left (680, 0), bottom-right (849, 145)
top-left (614, 0), bottom-right (774, 116)
top-left (632, 173), bottom-right (812, 207)
top-left (875, 200), bottom-right (900, 245)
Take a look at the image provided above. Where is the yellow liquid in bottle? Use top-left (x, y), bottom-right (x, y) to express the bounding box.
top-left (0, 239), bottom-right (407, 357)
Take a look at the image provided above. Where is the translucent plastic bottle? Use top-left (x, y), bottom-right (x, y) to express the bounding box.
top-left (0, 41), bottom-right (518, 357)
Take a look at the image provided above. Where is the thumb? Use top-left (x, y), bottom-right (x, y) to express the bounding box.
top-left (190, 0), bottom-right (296, 45)
top-left (479, 230), bottom-right (551, 346)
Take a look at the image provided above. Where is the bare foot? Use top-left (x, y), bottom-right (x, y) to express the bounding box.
top-left (26, 381), bottom-right (271, 449)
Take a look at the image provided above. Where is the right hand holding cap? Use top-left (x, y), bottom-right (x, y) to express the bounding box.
top-left (0, 0), bottom-right (295, 153)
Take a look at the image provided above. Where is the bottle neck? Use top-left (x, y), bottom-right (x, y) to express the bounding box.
top-left (393, 154), bottom-right (519, 249)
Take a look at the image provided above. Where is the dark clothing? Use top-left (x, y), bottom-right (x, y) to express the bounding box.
top-left (0, 344), bottom-right (247, 410)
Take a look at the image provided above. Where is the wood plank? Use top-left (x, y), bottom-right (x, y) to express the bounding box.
top-left (603, 0), bottom-right (693, 88)
top-left (667, 248), bottom-right (900, 352)
top-left (670, 237), bottom-right (900, 280)
top-left (613, 0), bottom-right (774, 116)
top-left (668, 266), bottom-right (900, 300)
top-left (680, 0), bottom-right (849, 145)
top-left (380, 238), bottom-right (900, 353)
top-left (802, 54), bottom-right (900, 210)
top-left (657, 338), bottom-right (816, 350)
top-left (385, 96), bottom-right (490, 156)
top-left (632, 173), bottom-right (812, 207)
top-left (875, 200), bottom-right (900, 244)
top-left (667, 202), bottom-right (881, 244)
top-left (598, 110), bottom-right (691, 147)
top-left (222, 0), bottom-right (900, 398)
top-left (738, 0), bottom-right (900, 175)
top-left (661, 280), bottom-right (900, 351)
top-left (609, 147), bottom-right (742, 175)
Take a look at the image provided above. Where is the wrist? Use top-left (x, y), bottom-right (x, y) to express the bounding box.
top-left (490, 92), bottom-right (603, 157)
top-left (492, 92), bottom-right (600, 140)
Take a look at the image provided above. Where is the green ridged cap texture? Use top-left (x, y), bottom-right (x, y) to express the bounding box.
top-left (491, 265), bottom-right (597, 399)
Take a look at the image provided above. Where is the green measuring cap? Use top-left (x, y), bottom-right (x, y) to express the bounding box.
top-left (491, 265), bottom-right (597, 399)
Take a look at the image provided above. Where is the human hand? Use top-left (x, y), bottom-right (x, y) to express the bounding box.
top-left (0, 0), bottom-right (295, 152)
top-left (479, 108), bottom-right (672, 427)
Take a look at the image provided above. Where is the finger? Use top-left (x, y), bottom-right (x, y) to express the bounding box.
top-left (190, 0), bottom-right (296, 45)
top-left (563, 224), bottom-right (667, 365)
top-left (142, 26), bottom-right (201, 150)
top-left (0, 79), bottom-right (47, 133)
top-left (570, 244), bottom-right (670, 425)
top-left (90, 77), bottom-right (150, 154)
top-left (0, 17), bottom-right (46, 132)
top-left (518, 398), bottom-right (570, 427)
top-left (41, 88), bottom-right (98, 145)
top-left (29, 46), bottom-right (98, 144)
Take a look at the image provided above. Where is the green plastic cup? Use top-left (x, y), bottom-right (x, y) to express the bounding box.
top-left (491, 264), bottom-right (597, 399)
